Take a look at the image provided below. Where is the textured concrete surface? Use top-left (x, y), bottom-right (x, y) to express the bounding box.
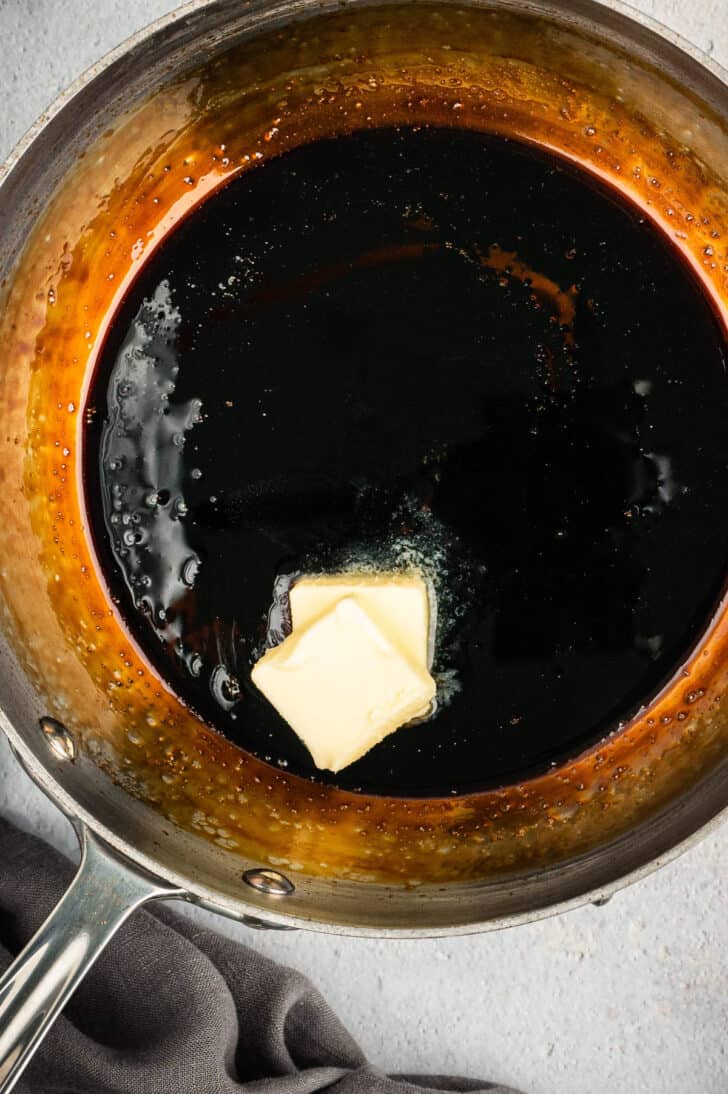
top-left (0, 1), bottom-right (727, 1092)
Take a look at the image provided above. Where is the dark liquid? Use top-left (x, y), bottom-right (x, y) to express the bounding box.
top-left (84, 126), bottom-right (728, 795)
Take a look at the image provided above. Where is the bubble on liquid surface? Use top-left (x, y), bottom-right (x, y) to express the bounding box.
top-left (98, 280), bottom-right (202, 646)
top-left (181, 555), bottom-right (201, 588)
top-left (210, 664), bottom-right (241, 711)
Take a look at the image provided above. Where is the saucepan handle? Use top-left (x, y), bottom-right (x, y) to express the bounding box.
top-left (0, 824), bottom-right (182, 1093)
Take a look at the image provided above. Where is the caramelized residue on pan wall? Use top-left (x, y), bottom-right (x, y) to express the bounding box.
top-left (0, 3), bottom-right (727, 883)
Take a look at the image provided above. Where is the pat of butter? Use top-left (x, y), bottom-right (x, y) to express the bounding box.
top-left (289, 572), bottom-right (433, 669)
top-left (251, 594), bottom-right (436, 773)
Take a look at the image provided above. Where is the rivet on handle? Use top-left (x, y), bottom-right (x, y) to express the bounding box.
top-left (39, 717), bottom-right (76, 762)
top-left (242, 867), bottom-right (295, 896)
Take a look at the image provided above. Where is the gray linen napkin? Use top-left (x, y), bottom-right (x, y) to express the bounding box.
top-left (0, 818), bottom-right (521, 1094)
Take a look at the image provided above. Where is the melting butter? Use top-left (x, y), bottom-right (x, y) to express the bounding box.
top-left (252, 573), bottom-right (436, 772)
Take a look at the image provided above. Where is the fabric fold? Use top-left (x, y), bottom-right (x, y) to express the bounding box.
top-left (0, 818), bottom-right (521, 1094)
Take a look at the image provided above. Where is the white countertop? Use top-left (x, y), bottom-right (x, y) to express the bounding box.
top-left (1, 2), bottom-right (726, 1092)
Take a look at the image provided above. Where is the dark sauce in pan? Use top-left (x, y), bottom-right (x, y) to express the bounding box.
top-left (83, 126), bottom-right (728, 795)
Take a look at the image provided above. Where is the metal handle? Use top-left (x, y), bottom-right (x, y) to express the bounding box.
top-left (0, 825), bottom-right (182, 1093)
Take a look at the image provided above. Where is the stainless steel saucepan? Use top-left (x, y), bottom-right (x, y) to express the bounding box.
top-left (0, 1), bottom-right (726, 1090)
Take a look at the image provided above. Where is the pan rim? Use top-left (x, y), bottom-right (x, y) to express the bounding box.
top-left (1, 0), bottom-right (727, 934)
top-left (3, 709), bottom-right (728, 936)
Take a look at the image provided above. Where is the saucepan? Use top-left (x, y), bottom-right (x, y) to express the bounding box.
top-left (0, 0), bottom-right (726, 1089)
